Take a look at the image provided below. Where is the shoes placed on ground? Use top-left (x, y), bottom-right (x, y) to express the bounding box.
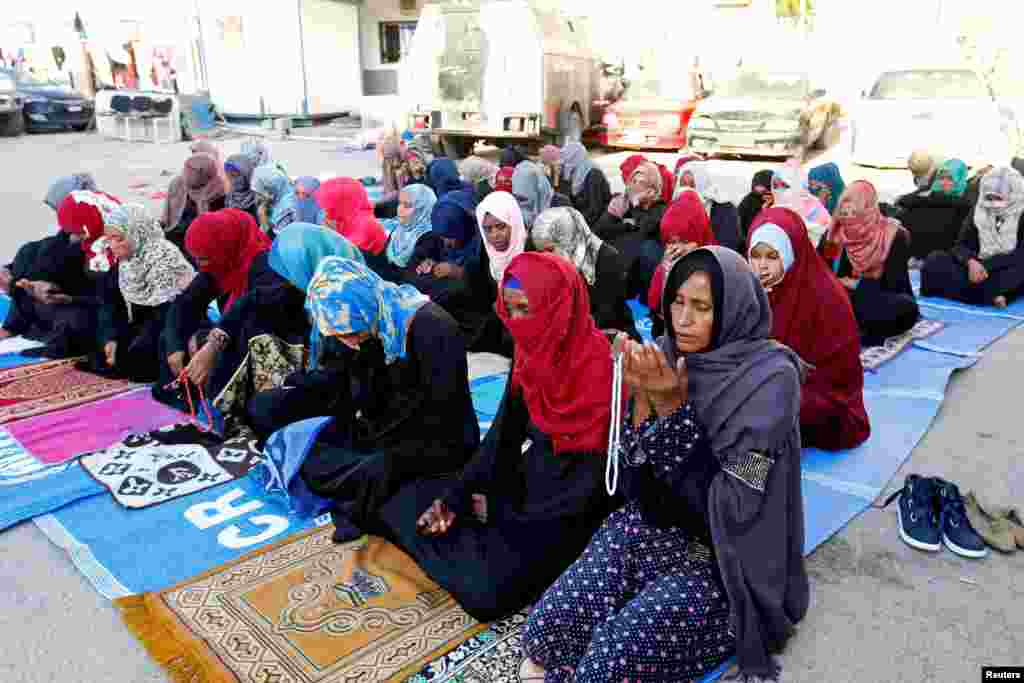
top-left (884, 474), bottom-right (941, 553)
top-left (964, 491), bottom-right (1017, 553)
top-left (1006, 508), bottom-right (1024, 549)
top-left (934, 479), bottom-right (988, 559)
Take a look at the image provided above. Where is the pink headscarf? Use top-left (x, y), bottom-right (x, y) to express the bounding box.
top-left (475, 191), bottom-right (527, 283)
top-left (826, 180), bottom-right (904, 279)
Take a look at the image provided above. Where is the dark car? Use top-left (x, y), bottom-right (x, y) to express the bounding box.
top-left (1, 68), bottom-right (94, 133)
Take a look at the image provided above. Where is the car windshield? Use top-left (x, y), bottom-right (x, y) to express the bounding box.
top-left (623, 75), bottom-right (695, 101)
top-left (870, 70), bottom-right (988, 100)
top-left (716, 71), bottom-right (809, 99)
top-left (14, 69), bottom-right (70, 89)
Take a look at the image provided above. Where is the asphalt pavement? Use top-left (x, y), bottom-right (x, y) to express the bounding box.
top-left (0, 129), bottom-right (1020, 682)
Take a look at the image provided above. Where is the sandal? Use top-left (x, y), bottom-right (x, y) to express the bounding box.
top-left (518, 658), bottom-right (546, 682)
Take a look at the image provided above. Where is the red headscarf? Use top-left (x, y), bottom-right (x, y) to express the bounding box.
top-left (315, 178), bottom-right (388, 255)
top-left (619, 154), bottom-right (674, 204)
top-left (647, 193), bottom-right (717, 310)
top-left (826, 180), bottom-right (905, 279)
top-left (57, 191), bottom-right (121, 258)
top-left (185, 208), bottom-right (271, 310)
top-left (496, 253), bottom-right (617, 454)
top-left (494, 166), bottom-right (515, 193)
top-left (748, 207), bottom-right (868, 450)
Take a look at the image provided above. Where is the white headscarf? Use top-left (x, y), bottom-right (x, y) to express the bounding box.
top-left (475, 191), bottom-right (527, 284)
top-left (975, 166), bottom-right (1024, 259)
top-left (675, 160), bottom-right (728, 214)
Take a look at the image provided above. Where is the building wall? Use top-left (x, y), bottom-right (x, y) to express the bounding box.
top-left (358, 0), bottom-right (425, 128)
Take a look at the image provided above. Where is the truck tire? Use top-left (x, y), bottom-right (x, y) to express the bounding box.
top-left (0, 112), bottom-right (24, 137)
top-left (441, 135), bottom-right (474, 159)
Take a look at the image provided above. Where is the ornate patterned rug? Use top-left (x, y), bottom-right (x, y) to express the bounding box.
top-left (117, 529), bottom-right (486, 683)
top-left (80, 427), bottom-right (263, 509)
top-left (0, 358), bottom-right (137, 424)
top-left (213, 334), bottom-right (305, 417)
top-left (404, 612), bottom-right (528, 683)
top-left (860, 319), bottom-right (945, 371)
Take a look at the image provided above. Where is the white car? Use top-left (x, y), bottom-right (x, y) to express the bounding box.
top-left (850, 67), bottom-right (1018, 169)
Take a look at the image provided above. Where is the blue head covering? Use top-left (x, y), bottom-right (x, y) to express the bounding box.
top-left (431, 188), bottom-right (481, 266)
top-left (560, 142), bottom-right (596, 197)
top-left (808, 162), bottom-right (845, 214)
top-left (931, 159), bottom-right (969, 198)
top-left (511, 161), bottom-right (554, 228)
top-left (269, 223), bottom-right (364, 294)
top-left (306, 256), bottom-right (429, 366)
top-left (427, 158), bottom-right (469, 197)
top-left (293, 176), bottom-right (324, 224)
top-left (251, 165), bottom-right (298, 230)
top-left (384, 184), bottom-right (436, 268)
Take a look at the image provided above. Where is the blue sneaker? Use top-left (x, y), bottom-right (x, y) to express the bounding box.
top-left (934, 479), bottom-right (989, 559)
top-left (884, 475), bottom-right (941, 552)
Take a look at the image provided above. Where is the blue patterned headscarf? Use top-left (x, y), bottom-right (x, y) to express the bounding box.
top-left (269, 223), bottom-right (364, 294)
top-left (306, 256), bottom-right (429, 366)
top-left (293, 176), bottom-right (324, 224)
top-left (383, 184), bottom-right (436, 268)
top-left (808, 162), bottom-right (845, 214)
top-left (251, 165), bottom-right (298, 230)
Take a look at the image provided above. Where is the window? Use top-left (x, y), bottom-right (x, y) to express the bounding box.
top-left (379, 21), bottom-right (417, 65)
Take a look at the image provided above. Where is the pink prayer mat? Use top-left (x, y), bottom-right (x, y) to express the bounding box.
top-left (7, 388), bottom-right (186, 465)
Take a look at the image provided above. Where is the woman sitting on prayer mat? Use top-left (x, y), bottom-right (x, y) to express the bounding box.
top-left (512, 160), bottom-right (571, 229)
top-left (896, 158), bottom-right (973, 260)
top-left (460, 156), bottom-right (499, 203)
top-left (251, 164), bottom-right (298, 237)
top-left (558, 142), bottom-right (613, 228)
top-left (519, 246), bottom-right (810, 683)
top-left (532, 206), bottom-right (640, 342)
top-left (315, 178), bottom-right (389, 260)
top-left (675, 160), bottom-right (743, 253)
top-left (820, 180), bottom-right (919, 346)
top-left (770, 162), bottom-right (831, 246)
top-left (373, 131), bottom-right (405, 219)
top-left (162, 150), bottom-right (228, 255)
top-left (92, 200), bottom-right (195, 382)
top-left (749, 208), bottom-right (870, 451)
top-left (539, 144), bottom-right (562, 191)
top-left (0, 175), bottom-right (104, 356)
top-left (921, 166), bottom-right (1024, 308)
top-left (297, 256), bottom-right (479, 543)
top-left (241, 224), bottom-right (366, 435)
top-left (737, 169), bottom-right (775, 243)
top-left (809, 162), bottom-right (846, 216)
top-left (373, 184), bottom-right (438, 283)
top-left (595, 160), bottom-right (669, 300)
top-left (374, 253), bottom-right (616, 622)
top-left (223, 153), bottom-right (261, 224)
top-left (401, 187), bottom-right (482, 310)
top-left (154, 208), bottom-right (272, 406)
top-left (647, 192), bottom-right (719, 339)
top-left (293, 176), bottom-right (324, 224)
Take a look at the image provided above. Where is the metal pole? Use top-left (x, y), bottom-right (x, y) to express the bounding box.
top-left (296, 0), bottom-right (310, 116)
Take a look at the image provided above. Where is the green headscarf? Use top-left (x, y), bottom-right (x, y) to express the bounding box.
top-left (930, 159), bottom-right (968, 198)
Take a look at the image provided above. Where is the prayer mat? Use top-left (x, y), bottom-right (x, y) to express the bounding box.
top-left (214, 334), bottom-right (305, 417)
top-left (0, 358), bottom-right (137, 424)
top-left (117, 529), bottom-right (486, 683)
top-left (859, 319), bottom-right (945, 371)
top-left (81, 427), bottom-right (262, 509)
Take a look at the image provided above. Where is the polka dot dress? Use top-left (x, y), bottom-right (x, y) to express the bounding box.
top-left (523, 404), bottom-right (735, 682)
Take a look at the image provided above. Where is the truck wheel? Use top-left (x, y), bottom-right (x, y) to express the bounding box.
top-left (441, 135), bottom-right (474, 159)
top-left (0, 112), bottom-right (24, 137)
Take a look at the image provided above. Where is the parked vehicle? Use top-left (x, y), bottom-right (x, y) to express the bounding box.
top-left (0, 69), bottom-right (24, 136)
top-left (685, 69), bottom-right (842, 158)
top-left (596, 62), bottom-right (703, 151)
top-left (400, 0), bottom-right (600, 158)
top-left (1, 68), bottom-right (94, 133)
top-left (850, 67), bottom-right (1017, 169)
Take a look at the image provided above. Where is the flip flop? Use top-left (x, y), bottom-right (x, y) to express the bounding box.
top-left (518, 658), bottom-right (545, 681)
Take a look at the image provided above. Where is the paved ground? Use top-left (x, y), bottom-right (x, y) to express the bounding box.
top-left (0, 129), bottom-right (1021, 682)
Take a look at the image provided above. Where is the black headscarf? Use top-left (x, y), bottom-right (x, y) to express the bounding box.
top-left (737, 169), bottom-right (775, 241)
top-left (500, 145), bottom-right (529, 169)
top-left (659, 247), bottom-right (810, 681)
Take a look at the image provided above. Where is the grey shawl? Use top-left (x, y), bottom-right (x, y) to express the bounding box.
top-left (658, 246), bottom-right (810, 681)
top-left (44, 174), bottom-right (98, 211)
top-left (559, 141), bottom-right (596, 197)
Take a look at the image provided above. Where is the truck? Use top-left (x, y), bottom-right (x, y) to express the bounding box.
top-left (0, 69), bottom-right (24, 136)
top-left (399, 0), bottom-right (600, 158)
